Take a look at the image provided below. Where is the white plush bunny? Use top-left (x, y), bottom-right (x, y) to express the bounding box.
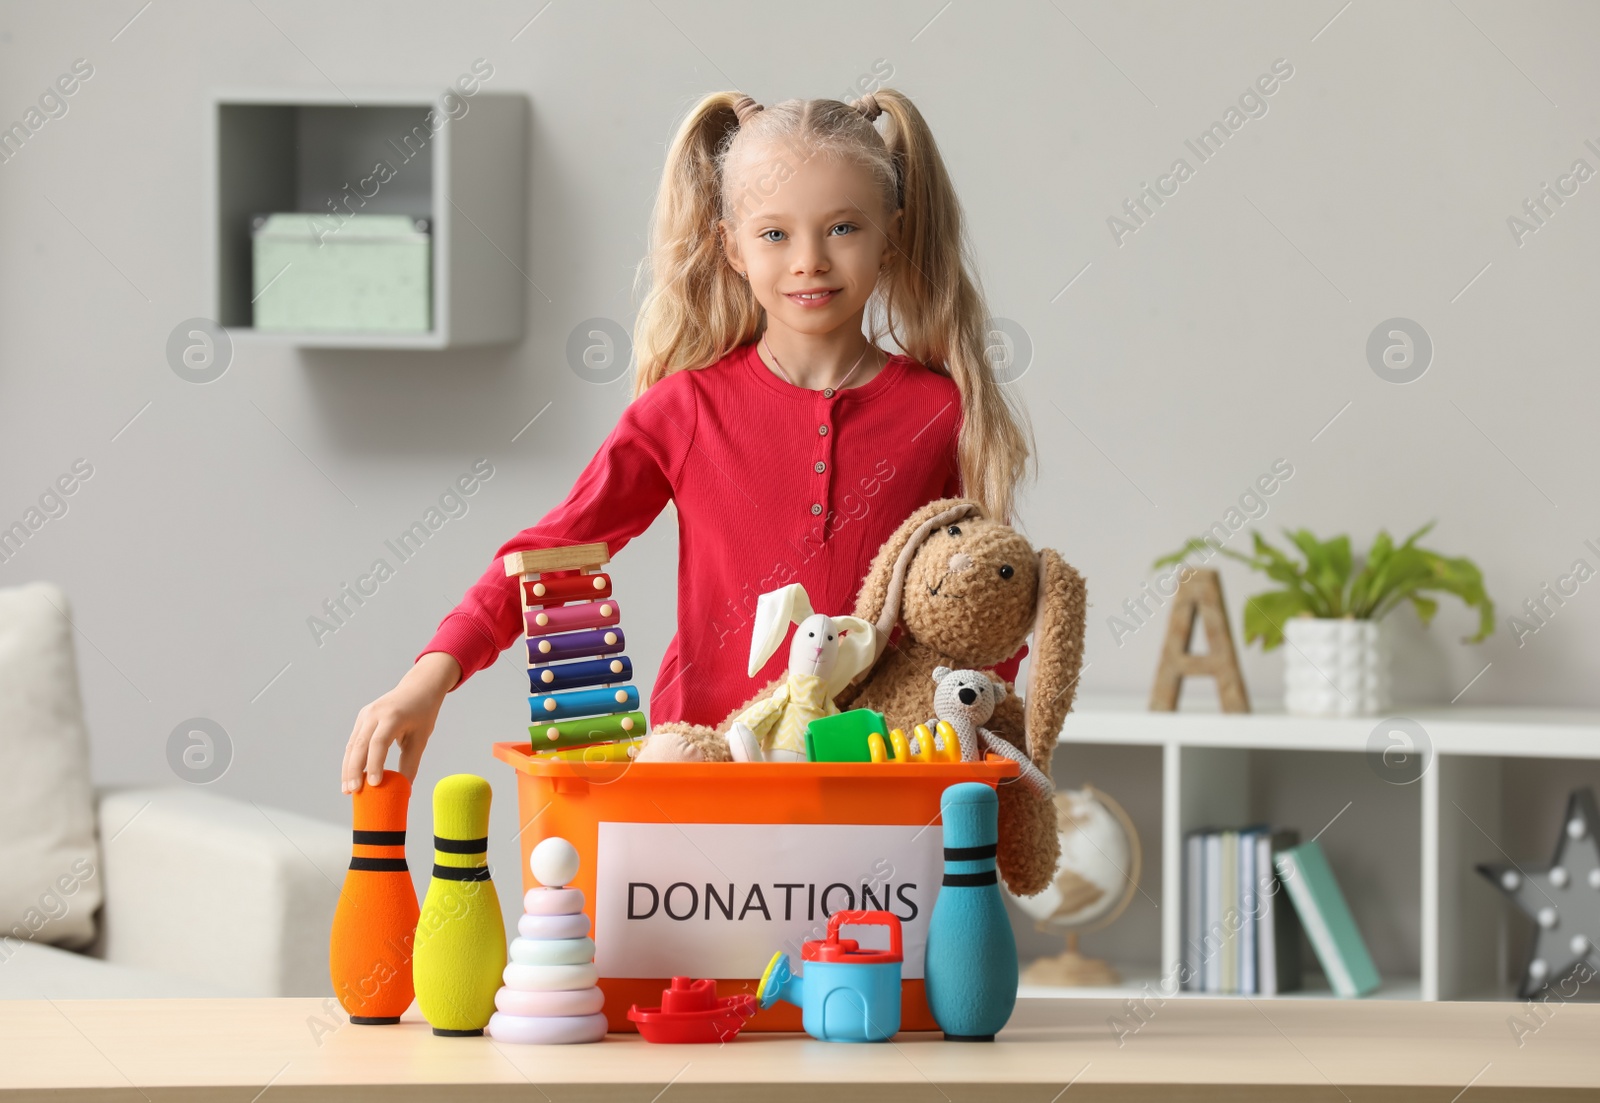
top-left (726, 584), bottom-right (879, 762)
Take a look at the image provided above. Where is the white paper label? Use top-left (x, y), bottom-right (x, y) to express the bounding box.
top-left (593, 820), bottom-right (944, 980)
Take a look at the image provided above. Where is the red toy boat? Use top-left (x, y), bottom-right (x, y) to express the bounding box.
top-left (627, 976), bottom-right (759, 1043)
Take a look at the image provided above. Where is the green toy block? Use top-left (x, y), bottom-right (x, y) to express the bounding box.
top-left (805, 709), bottom-right (889, 763)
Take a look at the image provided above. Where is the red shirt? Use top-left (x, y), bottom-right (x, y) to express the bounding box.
top-left (418, 339), bottom-right (1026, 727)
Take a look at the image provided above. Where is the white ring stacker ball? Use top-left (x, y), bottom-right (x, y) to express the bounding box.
top-left (531, 837), bottom-right (581, 888)
top-left (487, 1011), bottom-right (608, 1045)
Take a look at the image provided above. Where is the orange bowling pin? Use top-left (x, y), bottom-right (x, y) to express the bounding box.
top-left (329, 769), bottom-right (420, 1024)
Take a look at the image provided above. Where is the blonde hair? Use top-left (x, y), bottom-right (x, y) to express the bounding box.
top-left (630, 89), bottom-right (1034, 522)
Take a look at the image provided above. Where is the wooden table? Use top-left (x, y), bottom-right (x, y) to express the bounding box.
top-left (3, 996), bottom-right (1597, 1101)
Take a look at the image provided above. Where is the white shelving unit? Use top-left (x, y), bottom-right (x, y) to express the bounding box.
top-left (205, 89), bottom-right (528, 349)
top-left (1030, 694), bottom-right (1600, 1003)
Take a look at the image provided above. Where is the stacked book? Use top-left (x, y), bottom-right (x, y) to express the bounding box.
top-left (503, 543), bottom-right (648, 763)
top-left (1181, 828), bottom-right (1380, 997)
top-left (1182, 825), bottom-right (1302, 995)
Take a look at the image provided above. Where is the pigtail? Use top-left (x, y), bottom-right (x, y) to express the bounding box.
top-left (630, 92), bottom-right (764, 397)
top-left (868, 89), bottom-right (1035, 525)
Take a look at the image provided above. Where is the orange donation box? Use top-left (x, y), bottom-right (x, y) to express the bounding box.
top-left (492, 744), bottom-right (1019, 1033)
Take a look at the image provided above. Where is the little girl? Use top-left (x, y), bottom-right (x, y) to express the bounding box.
top-left (342, 88), bottom-right (1035, 793)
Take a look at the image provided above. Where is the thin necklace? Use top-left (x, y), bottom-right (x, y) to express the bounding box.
top-left (761, 338), bottom-right (882, 394)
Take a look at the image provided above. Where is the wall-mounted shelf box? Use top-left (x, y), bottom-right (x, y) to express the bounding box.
top-left (1031, 695), bottom-right (1600, 1004)
top-left (207, 89), bottom-right (527, 349)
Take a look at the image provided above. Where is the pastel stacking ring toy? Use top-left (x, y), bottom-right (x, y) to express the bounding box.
top-left (517, 912), bottom-right (590, 940)
top-left (486, 837), bottom-right (609, 1044)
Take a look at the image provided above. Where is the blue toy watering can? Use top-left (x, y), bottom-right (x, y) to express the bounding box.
top-left (756, 909), bottom-right (903, 1043)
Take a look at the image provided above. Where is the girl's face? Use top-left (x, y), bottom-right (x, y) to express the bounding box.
top-left (719, 146), bottom-right (900, 337)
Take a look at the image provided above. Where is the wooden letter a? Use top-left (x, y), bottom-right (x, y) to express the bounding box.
top-left (1148, 568), bottom-right (1250, 713)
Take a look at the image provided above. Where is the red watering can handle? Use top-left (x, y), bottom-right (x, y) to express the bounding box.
top-left (826, 909), bottom-right (902, 958)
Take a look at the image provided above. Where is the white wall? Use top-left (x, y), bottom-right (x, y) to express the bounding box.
top-left (3, 0), bottom-right (1598, 940)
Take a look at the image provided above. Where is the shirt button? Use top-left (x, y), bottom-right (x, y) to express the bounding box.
top-left (818, 424), bottom-right (828, 436)
top-left (814, 461), bottom-right (826, 473)
top-left (822, 388), bottom-right (835, 398)
top-left (810, 503), bottom-right (823, 515)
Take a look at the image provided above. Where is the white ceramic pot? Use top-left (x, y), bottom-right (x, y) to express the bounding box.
top-left (1282, 617), bottom-right (1391, 717)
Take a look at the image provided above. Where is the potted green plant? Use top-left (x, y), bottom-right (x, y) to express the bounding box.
top-left (1153, 523), bottom-right (1494, 716)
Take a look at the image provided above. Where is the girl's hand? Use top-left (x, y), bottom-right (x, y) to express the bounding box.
top-left (342, 651), bottom-right (461, 793)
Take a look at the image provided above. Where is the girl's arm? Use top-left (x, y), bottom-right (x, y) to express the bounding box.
top-left (344, 377), bottom-right (696, 793)
top-left (341, 650), bottom-right (460, 792)
top-left (417, 376), bottom-right (697, 691)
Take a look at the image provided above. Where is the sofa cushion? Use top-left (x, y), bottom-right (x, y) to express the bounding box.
top-left (96, 787), bottom-right (347, 996)
top-left (0, 581), bottom-right (102, 950)
top-left (0, 939), bottom-right (237, 998)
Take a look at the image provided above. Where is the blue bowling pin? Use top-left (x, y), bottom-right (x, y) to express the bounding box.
top-left (923, 782), bottom-right (1017, 1041)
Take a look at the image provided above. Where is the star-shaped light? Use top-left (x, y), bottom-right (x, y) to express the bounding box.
top-left (1477, 787), bottom-right (1600, 999)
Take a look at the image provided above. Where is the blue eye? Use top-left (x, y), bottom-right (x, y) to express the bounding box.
top-left (760, 229), bottom-right (785, 244)
top-left (831, 223), bottom-right (857, 236)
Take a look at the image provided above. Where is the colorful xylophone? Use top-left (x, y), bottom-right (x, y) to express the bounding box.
top-left (502, 543), bottom-right (648, 761)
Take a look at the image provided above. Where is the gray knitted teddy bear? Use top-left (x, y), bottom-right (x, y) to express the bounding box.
top-left (929, 667), bottom-right (1056, 799)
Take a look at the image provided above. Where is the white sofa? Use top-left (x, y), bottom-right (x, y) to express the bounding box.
top-left (0, 579), bottom-right (348, 999)
top-left (0, 785), bottom-right (347, 999)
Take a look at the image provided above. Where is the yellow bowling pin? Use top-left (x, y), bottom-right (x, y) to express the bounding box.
top-left (412, 774), bottom-right (507, 1036)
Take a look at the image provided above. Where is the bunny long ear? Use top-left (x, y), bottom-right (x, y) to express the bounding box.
top-left (824, 616), bottom-right (879, 697)
top-left (850, 497), bottom-right (983, 666)
top-left (1023, 548), bottom-right (1088, 770)
top-left (749, 584), bottom-right (812, 677)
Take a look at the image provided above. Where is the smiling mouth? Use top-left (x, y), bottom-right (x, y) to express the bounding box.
top-left (785, 289), bottom-right (841, 306)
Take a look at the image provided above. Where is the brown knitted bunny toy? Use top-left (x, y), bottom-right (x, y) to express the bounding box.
top-left (637, 498), bottom-right (1088, 898)
top-left (831, 498), bottom-right (1088, 896)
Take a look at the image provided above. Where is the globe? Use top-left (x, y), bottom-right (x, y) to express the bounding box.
top-left (1010, 784), bottom-right (1142, 987)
